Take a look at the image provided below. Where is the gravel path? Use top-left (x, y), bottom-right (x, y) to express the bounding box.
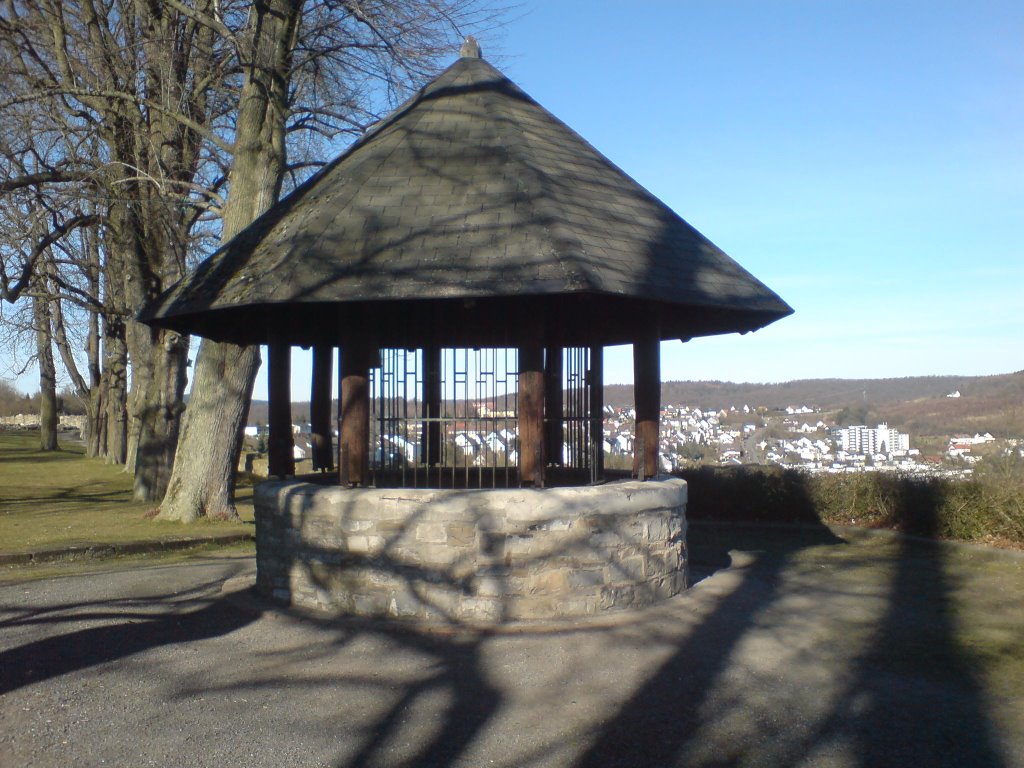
top-left (1, 525), bottom-right (1022, 768)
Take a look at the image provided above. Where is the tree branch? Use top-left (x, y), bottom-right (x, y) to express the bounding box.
top-left (1, 214), bottom-right (100, 304)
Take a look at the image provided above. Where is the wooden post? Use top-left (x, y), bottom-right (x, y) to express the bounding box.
top-left (632, 334), bottom-right (660, 480)
top-left (589, 344), bottom-right (604, 482)
top-left (267, 335), bottom-right (295, 478)
top-left (519, 342), bottom-right (545, 487)
top-left (310, 344), bottom-right (333, 471)
top-left (421, 345), bottom-right (442, 466)
top-left (340, 340), bottom-right (372, 487)
top-left (544, 346), bottom-right (563, 466)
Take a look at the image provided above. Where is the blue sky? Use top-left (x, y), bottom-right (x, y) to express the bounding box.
top-left (4, 1), bottom-right (1021, 396)
top-left (488, 0), bottom-right (1023, 386)
top-left (252, 0), bottom-right (1024, 395)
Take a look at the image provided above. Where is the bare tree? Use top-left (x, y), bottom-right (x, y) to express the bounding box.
top-left (1, 0), bottom-right (506, 516)
top-left (0, 0), bottom-right (231, 491)
top-left (160, 0), bottom-right (508, 521)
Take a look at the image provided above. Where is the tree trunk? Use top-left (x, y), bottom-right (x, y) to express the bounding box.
top-left (157, 0), bottom-right (302, 521)
top-left (157, 342), bottom-right (261, 521)
top-left (103, 317), bottom-right (129, 465)
top-left (34, 293), bottom-right (58, 451)
top-left (85, 290), bottom-right (102, 458)
top-left (93, 369), bottom-right (109, 459)
top-left (133, 329), bottom-right (189, 501)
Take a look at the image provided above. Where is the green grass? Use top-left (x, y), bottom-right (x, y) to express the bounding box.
top-left (0, 429), bottom-right (254, 553)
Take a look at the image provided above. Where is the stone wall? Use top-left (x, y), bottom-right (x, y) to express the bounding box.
top-left (0, 414), bottom-right (86, 431)
top-left (255, 477), bottom-right (687, 625)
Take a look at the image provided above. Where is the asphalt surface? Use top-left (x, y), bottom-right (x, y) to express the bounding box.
top-left (1, 523), bottom-right (1022, 768)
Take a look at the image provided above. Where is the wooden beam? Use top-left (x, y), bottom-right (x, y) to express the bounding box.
top-left (589, 344), bottom-right (604, 482)
top-left (267, 336), bottom-right (294, 478)
top-left (519, 343), bottom-right (545, 487)
top-left (544, 346), bottom-right (563, 466)
top-left (632, 335), bottom-right (660, 480)
top-left (421, 345), bottom-right (442, 466)
top-left (340, 341), bottom-right (372, 487)
top-left (310, 344), bottom-right (333, 471)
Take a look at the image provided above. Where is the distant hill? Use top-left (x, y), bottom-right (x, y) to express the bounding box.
top-left (247, 370), bottom-right (1024, 438)
top-left (604, 370), bottom-right (1024, 436)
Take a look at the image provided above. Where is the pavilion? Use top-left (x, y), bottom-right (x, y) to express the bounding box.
top-left (143, 40), bottom-right (792, 491)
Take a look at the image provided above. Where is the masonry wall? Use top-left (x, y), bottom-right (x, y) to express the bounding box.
top-left (255, 478), bottom-right (688, 625)
top-left (0, 414), bottom-right (86, 430)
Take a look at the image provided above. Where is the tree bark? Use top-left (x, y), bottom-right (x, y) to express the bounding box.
top-left (132, 329), bottom-right (189, 500)
top-left (33, 293), bottom-right (58, 451)
top-left (157, 0), bottom-right (302, 521)
top-left (157, 343), bottom-right (261, 521)
top-left (103, 317), bottom-right (129, 465)
top-left (85, 238), bottom-right (102, 458)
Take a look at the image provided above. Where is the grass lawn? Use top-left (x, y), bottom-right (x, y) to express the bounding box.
top-left (0, 429), bottom-right (254, 554)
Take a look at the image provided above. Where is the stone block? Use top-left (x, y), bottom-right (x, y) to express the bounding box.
top-left (480, 532), bottom-right (505, 558)
top-left (346, 535), bottom-right (386, 554)
top-left (474, 574), bottom-right (505, 597)
top-left (642, 515), bottom-right (670, 542)
top-left (599, 585), bottom-right (636, 610)
top-left (388, 588), bottom-right (423, 618)
top-left (503, 534), bottom-right (534, 557)
top-left (613, 555), bottom-right (648, 582)
top-left (413, 582), bottom-right (461, 618)
top-left (529, 569), bottom-right (567, 594)
top-left (565, 568), bottom-right (605, 589)
top-left (398, 542), bottom-right (462, 568)
top-left (459, 596), bottom-right (503, 623)
top-left (509, 596), bottom-right (558, 621)
top-left (353, 593), bottom-right (389, 615)
top-left (415, 522), bottom-right (448, 544)
top-left (446, 521), bottom-right (477, 545)
top-left (340, 518), bottom-right (374, 533)
top-left (557, 597), bottom-right (598, 616)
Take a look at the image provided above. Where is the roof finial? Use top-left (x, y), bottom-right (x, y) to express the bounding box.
top-left (460, 36), bottom-right (482, 59)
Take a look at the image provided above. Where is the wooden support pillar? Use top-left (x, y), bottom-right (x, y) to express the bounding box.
top-left (310, 344), bottom-right (334, 472)
top-left (543, 346), bottom-right (563, 466)
top-left (421, 345), bottom-right (442, 466)
top-left (340, 340), bottom-right (372, 487)
top-left (589, 344), bottom-right (604, 482)
top-left (632, 335), bottom-right (660, 480)
top-left (519, 342), bottom-right (545, 488)
top-left (267, 336), bottom-right (295, 478)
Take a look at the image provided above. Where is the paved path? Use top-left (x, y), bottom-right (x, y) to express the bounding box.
top-left (1, 524), bottom-right (1022, 768)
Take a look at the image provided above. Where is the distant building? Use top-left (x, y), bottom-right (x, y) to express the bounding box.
top-left (837, 423), bottom-right (910, 456)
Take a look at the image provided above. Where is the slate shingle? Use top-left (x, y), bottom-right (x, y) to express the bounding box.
top-left (142, 54), bottom-right (792, 346)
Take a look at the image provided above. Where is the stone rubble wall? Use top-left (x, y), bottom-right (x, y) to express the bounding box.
top-left (0, 414), bottom-right (86, 431)
top-left (255, 477), bottom-right (687, 625)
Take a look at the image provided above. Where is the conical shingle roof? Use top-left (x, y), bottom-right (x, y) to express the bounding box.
top-left (142, 53), bottom-right (792, 347)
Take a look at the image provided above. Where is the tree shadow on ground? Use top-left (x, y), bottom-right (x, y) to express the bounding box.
top-left (571, 471), bottom-right (1012, 767)
top-left (573, 520), bottom-right (843, 767)
top-left (0, 567), bottom-right (257, 696)
top-left (0, 473), bottom-right (1014, 767)
top-left (801, 481), bottom-right (1011, 768)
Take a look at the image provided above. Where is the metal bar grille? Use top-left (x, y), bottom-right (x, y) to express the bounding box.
top-left (367, 346), bottom-right (598, 488)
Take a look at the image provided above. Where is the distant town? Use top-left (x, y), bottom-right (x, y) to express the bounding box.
top-left (246, 391), bottom-right (1020, 479)
top-left (599, 401), bottom-right (1002, 478)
